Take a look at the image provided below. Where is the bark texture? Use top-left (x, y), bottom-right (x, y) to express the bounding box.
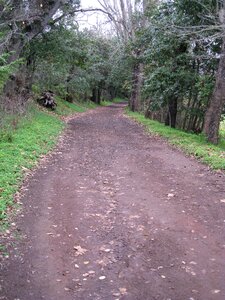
top-left (91, 88), bottom-right (101, 104)
top-left (165, 97), bottom-right (178, 128)
top-left (130, 62), bottom-right (143, 112)
top-left (203, 39), bottom-right (225, 144)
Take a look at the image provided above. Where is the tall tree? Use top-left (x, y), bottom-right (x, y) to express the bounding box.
top-left (0, 0), bottom-right (81, 107)
top-left (203, 1), bottom-right (225, 143)
top-left (97, 0), bottom-right (152, 111)
top-left (173, 0), bottom-right (225, 143)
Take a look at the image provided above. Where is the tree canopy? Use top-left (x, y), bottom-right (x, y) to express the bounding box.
top-left (0, 0), bottom-right (225, 143)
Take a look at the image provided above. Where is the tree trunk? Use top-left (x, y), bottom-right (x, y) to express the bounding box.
top-left (65, 66), bottom-right (75, 102)
top-left (203, 39), bottom-right (225, 144)
top-left (182, 91), bottom-right (192, 130)
top-left (97, 88), bottom-right (101, 104)
top-left (129, 62), bottom-right (143, 112)
top-left (2, 42), bottom-right (37, 111)
top-left (109, 86), bottom-right (116, 100)
top-left (165, 97), bottom-right (178, 128)
top-left (91, 88), bottom-right (97, 103)
top-left (0, 0), bottom-right (65, 110)
top-left (91, 88), bottom-right (101, 104)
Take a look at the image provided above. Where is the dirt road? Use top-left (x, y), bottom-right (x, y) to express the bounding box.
top-left (1, 104), bottom-right (225, 300)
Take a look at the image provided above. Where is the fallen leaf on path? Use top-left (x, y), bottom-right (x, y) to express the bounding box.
top-left (104, 249), bottom-right (111, 253)
top-left (99, 276), bottom-right (106, 280)
top-left (88, 270), bottom-right (95, 275)
top-left (96, 257), bottom-right (109, 267)
top-left (129, 215), bottom-right (140, 219)
top-left (212, 290), bottom-right (221, 294)
top-left (119, 288), bottom-right (127, 294)
top-left (113, 293), bottom-right (120, 297)
top-left (167, 193), bottom-right (175, 198)
top-left (73, 245), bottom-right (87, 256)
top-left (100, 246), bottom-right (111, 253)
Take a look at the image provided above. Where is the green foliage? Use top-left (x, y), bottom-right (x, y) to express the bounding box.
top-left (0, 53), bottom-right (22, 91)
top-left (140, 0), bottom-right (219, 131)
top-left (127, 110), bottom-right (225, 170)
top-left (30, 26), bottom-right (130, 103)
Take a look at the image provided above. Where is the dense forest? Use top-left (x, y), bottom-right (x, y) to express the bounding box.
top-left (0, 0), bottom-right (225, 144)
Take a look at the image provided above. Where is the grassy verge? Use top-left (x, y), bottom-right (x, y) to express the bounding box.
top-left (0, 98), bottom-right (96, 223)
top-left (113, 97), bottom-right (128, 103)
top-left (55, 97), bottom-right (97, 115)
top-left (101, 98), bottom-right (128, 106)
top-left (127, 110), bottom-right (225, 170)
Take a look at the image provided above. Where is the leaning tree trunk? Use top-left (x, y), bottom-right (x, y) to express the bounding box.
top-left (203, 39), bottom-right (225, 144)
top-left (129, 62), bottom-right (143, 112)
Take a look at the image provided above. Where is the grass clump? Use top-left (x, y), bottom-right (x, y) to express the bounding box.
top-left (127, 110), bottom-right (225, 170)
top-left (0, 108), bottom-right (64, 220)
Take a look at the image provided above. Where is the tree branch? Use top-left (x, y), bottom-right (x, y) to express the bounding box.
top-left (51, 8), bottom-right (115, 25)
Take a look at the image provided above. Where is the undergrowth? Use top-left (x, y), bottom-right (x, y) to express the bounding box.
top-left (127, 110), bottom-right (225, 170)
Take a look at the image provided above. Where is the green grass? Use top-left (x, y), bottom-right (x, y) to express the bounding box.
top-left (127, 110), bottom-right (225, 170)
top-left (0, 107), bottom-right (64, 220)
top-left (0, 98), bottom-right (97, 223)
top-left (54, 97), bottom-right (98, 115)
top-left (113, 97), bottom-right (128, 103)
top-left (101, 100), bottom-right (113, 106)
top-left (100, 98), bottom-right (128, 106)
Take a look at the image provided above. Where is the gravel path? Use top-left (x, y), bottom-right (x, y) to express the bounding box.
top-left (1, 103), bottom-right (225, 300)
